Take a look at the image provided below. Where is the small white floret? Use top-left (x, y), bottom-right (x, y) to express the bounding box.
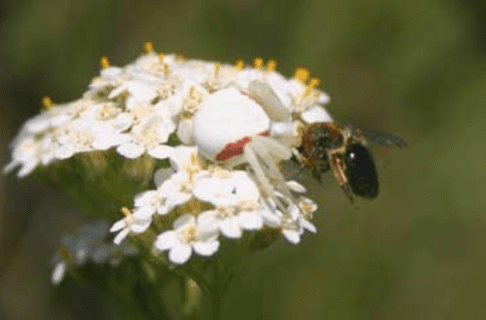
top-left (133, 170), bottom-right (195, 219)
top-left (169, 146), bottom-right (204, 174)
top-left (154, 214), bottom-right (219, 264)
top-left (110, 208), bottom-right (151, 245)
top-left (116, 111), bottom-right (175, 159)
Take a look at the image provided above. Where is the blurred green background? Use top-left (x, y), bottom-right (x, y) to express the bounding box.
top-left (0, 0), bottom-right (485, 319)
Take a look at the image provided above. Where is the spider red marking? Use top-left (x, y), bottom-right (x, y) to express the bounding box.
top-left (216, 131), bottom-right (269, 161)
top-left (241, 91), bottom-right (261, 105)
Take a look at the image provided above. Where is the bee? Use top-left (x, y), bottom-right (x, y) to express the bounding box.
top-left (295, 122), bottom-right (408, 202)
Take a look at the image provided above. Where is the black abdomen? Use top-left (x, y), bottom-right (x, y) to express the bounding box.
top-left (345, 144), bottom-right (379, 198)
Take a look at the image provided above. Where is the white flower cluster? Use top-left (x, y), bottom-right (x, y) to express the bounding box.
top-left (4, 49), bottom-right (330, 177)
top-left (6, 44), bottom-right (333, 265)
top-left (111, 146), bottom-right (319, 264)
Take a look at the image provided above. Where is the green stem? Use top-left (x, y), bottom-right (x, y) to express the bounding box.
top-left (210, 260), bottom-right (224, 320)
top-left (210, 283), bottom-right (222, 320)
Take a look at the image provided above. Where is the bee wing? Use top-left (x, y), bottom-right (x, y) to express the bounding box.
top-left (352, 127), bottom-right (408, 148)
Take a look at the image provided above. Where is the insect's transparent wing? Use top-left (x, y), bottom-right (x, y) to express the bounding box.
top-left (351, 127), bottom-right (408, 148)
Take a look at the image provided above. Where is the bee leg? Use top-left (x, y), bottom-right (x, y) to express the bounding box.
top-left (318, 161), bottom-right (330, 174)
top-left (311, 160), bottom-right (331, 183)
top-left (290, 153), bottom-right (301, 165)
top-left (342, 184), bottom-right (354, 204)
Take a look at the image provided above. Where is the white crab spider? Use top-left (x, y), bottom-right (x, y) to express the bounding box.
top-left (245, 80), bottom-right (306, 149)
top-left (193, 84), bottom-right (299, 209)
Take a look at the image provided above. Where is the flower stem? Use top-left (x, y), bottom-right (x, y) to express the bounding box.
top-left (210, 287), bottom-right (222, 320)
top-left (209, 261), bottom-right (224, 320)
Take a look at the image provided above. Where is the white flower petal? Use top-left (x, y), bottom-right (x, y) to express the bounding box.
top-left (55, 145), bottom-right (75, 160)
top-left (50, 114), bottom-right (72, 127)
top-left (100, 66), bottom-right (123, 79)
top-left (263, 212), bottom-right (283, 228)
top-left (170, 146), bottom-right (199, 172)
top-left (301, 105), bottom-right (333, 123)
top-left (234, 179), bottom-right (260, 200)
top-left (156, 204), bottom-right (172, 216)
top-left (282, 229), bottom-right (301, 244)
top-left (173, 214), bottom-right (195, 230)
top-left (154, 168), bottom-right (175, 188)
top-left (197, 211), bottom-right (219, 235)
top-left (134, 190), bottom-right (157, 207)
top-left (288, 204), bottom-right (300, 220)
top-left (108, 85), bottom-right (128, 99)
top-left (317, 91), bottom-right (331, 104)
top-left (286, 180), bottom-right (307, 193)
top-left (193, 179), bottom-right (233, 201)
top-left (117, 142), bottom-right (145, 159)
top-left (51, 262), bottom-right (67, 285)
top-left (155, 230), bottom-right (179, 251)
top-left (300, 218), bottom-right (316, 233)
top-left (17, 160), bottom-right (39, 178)
top-left (24, 115), bottom-right (50, 133)
top-left (148, 145), bottom-right (175, 159)
top-left (127, 80), bottom-right (158, 101)
top-left (110, 220), bottom-right (127, 232)
top-left (92, 132), bottom-right (130, 151)
top-left (130, 220), bottom-right (151, 233)
top-left (113, 228), bottom-right (130, 245)
top-left (133, 205), bottom-right (156, 220)
top-left (169, 244), bottom-right (192, 264)
top-left (177, 118), bottom-right (195, 145)
top-left (108, 113), bottom-right (134, 130)
top-left (193, 239), bottom-right (219, 256)
top-left (238, 211), bottom-right (263, 230)
top-left (219, 216), bottom-right (242, 239)
top-left (166, 192), bottom-right (192, 208)
top-left (3, 161), bottom-right (19, 174)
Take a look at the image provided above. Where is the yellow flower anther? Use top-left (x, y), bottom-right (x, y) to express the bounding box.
top-left (163, 63), bottom-right (170, 76)
top-left (309, 77), bottom-right (320, 88)
top-left (100, 56), bottom-right (110, 69)
top-left (305, 77), bottom-right (321, 96)
top-left (41, 96), bottom-right (53, 109)
top-left (253, 57), bottom-right (264, 69)
top-left (121, 206), bottom-right (132, 217)
top-left (234, 59), bottom-right (245, 70)
top-left (266, 59), bottom-right (278, 71)
top-left (143, 41), bottom-right (154, 54)
top-left (176, 53), bottom-right (185, 61)
top-left (158, 52), bottom-right (165, 63)
top-left (303, 203), bottom-right (313, 212)
top-left (214, 62), bottom-right (221, 77)
top-left (294, 67), bottom-right (310, 82)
